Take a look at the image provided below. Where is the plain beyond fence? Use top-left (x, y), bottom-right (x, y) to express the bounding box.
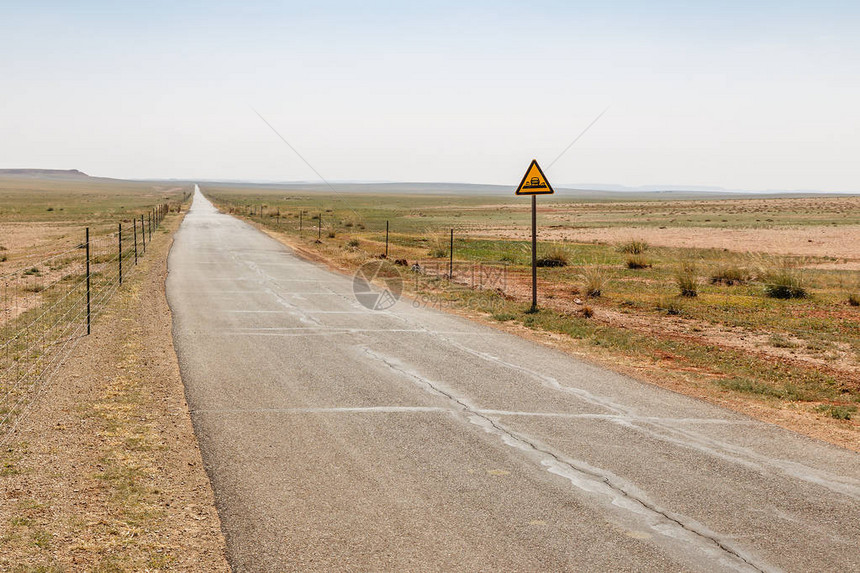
top-left (0, 203), bottom-right (170, 443)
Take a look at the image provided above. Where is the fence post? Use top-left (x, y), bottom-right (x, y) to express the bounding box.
top-left (299, 211), bottom-right (303, 235)
top-left (141, 215), bottom-right (146, 253)
top-left (118, 222), bottom-right (122, 285)
top-left (318, 213), bottom-right (322, 240)
top-left (86, 227), bottom-right (91, 335)
top-left (148, 211), bottom-right (152, 241)
top-left (133, 218), bottom-right (138, 264)
top-left (449, 228), bottom-right (454, 279)
top-left (385, 220), bottom-right (389, 258)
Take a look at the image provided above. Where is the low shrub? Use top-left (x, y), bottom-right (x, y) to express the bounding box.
top-left (763, 274), bottom-right (807, 299)
top-left (848, 292), bottom-right (859, 307)
top-left (579, 266), bottom-right (610, 297)
top-left (492, 312), bottom-right (517, 322)
top-left (814, 404), bottom-right (856, 420)
top-left (768, 334), bottom-right (797, 348)
top-left (347, 238), bottom-right (360, 248)
top-left (536, 246), bottom-right (569, 268)
top-left (675, 262), bottom-right (698, 297)
top-left (761, 260), bottom-right (807, 299)
top-left (655, 297), bottom-right (684, 316)
top-left (427, 231), bottom-right (449, 258)
top-left (625, 255), bottom-right (651, 269)
top-left (618, 240), bottom-right (648, 254)
top-left (710, 265), bottom-right (749, 285)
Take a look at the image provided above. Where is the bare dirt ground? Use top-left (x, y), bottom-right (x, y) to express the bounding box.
top-left (0, 222), bottom-right (79, 270)
top-left (475, 224), bottom-right (860, 263)
top-left (0, 217), bottom-right (229, 571)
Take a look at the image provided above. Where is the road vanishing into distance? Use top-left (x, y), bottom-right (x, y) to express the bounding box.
top-left (167, 188), bottom-right (859, 572)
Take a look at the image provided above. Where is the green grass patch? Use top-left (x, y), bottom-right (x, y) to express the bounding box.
top-left (814, 404), bottom-right (857, 420)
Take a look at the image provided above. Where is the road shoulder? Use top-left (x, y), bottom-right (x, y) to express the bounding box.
top-left (0, 214), bottom-right (229, 571)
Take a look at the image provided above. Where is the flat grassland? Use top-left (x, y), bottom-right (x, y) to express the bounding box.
top-left (0, 175), bottom-right (190, 326)
top-left (0, 174), bottom-right (189, 270)
top-left (204, 185), bottom-right (860, 449)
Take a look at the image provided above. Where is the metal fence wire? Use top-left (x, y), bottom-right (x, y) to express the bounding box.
top-left (0, 203), bottom-right (170, 442)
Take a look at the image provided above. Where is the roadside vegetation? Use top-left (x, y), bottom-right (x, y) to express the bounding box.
top-left (205, 186), bottom-right (860, 448)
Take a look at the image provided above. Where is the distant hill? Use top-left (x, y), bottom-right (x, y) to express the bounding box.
top-left (0, 169), bottom-right (90, 179)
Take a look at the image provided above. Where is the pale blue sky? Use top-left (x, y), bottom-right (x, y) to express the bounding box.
top-left (2, 1), bottom-right (858, 190)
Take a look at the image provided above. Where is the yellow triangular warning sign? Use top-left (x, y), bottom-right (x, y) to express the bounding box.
top-left (515, 159), bottom-right (554, 195)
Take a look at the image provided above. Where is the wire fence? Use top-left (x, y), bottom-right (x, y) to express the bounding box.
top-left (0, 203), bottom-right (171, 443)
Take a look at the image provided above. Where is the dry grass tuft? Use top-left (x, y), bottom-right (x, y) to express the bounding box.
top-left (427, 230), bottom-right (449, 258)
top-left (579, 266), bottom-right (610, 297)
top-left (675, 261), bottom-right (699, 297)
top-left (536, 246), bottom-right (569, 268)
top-left (710, 264), bottom-right (749, 285)
top-left (617, 239), bottom-right (649, 254)
top-left (761, 260), bottom-right (807, 299)
top-left (656, 296), bottom-right (684, 315)
top-left (625, 255), bottom-right (651, 269)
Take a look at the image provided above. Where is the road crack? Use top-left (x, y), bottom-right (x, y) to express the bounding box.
top-left (361, 346), bottom-right (774, 573)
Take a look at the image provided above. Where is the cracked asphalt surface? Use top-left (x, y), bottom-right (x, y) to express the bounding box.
top-left (168, 188), bottom-right (860, 572)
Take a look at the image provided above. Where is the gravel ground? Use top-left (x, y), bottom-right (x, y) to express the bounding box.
top-left (0, 214), bottom-right (229, 571)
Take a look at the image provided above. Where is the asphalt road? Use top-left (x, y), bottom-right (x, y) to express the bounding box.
top-left (167, 188), bottom-right (859, 572)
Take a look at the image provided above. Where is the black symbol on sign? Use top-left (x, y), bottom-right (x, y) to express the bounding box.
top-left (524, 176), bottom-right (547, 189)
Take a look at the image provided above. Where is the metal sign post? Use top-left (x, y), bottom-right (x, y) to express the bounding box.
top-left (531, 195), bottom-right (537, 311)
top-left (514, 159), bottom-right (554, 313)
